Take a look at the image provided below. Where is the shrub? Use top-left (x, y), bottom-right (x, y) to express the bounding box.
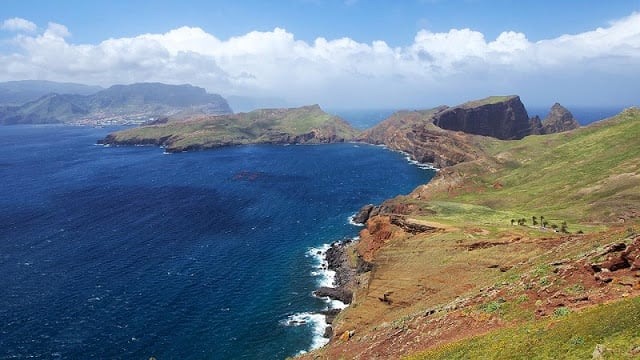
top-left (554, 306), bottom-right (571, 318)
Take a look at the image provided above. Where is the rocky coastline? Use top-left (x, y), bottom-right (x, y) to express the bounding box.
top-left (312, 234), bottom-right (374, 339)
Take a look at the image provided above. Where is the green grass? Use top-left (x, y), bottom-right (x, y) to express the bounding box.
top-left (458, 96), bottom-right (517, 109)
top-left (407, 296), bottom-right (640, 360)
top-left (430, 108), bottom-right (640, 224)
top-left (106, 104), bottom-right (358, 151)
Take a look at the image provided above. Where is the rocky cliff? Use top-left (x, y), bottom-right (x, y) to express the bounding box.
top-left (432, 96), bottom-right (532, 140)
top-left (359, 107), bottom-right (485, 168)
top-left (541, 103), bottom-right (580, 133)
top-left (529, 103), bottom-right (580, 135)
top-left (360, 96), bottom-right (581, 168)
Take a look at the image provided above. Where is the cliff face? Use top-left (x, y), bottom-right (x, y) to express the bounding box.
top-left (432, 96), bottom-right (531, 140)
top-left (358, 107), bottom-right (484, 168)
top-left (360, 96), bottom-right (582, 169)
top-left (359, 96), bottom-right (533, 168)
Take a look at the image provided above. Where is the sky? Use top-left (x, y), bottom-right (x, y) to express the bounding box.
top-left (1, 0), bottom-right (639, 108)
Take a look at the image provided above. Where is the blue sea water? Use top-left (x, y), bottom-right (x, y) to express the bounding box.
top-left (527, 106), bottom-right (625, 126)
top-left (0, 125), bottom-right (434, 359)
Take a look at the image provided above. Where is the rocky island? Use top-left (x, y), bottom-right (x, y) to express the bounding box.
top-left (99, 104), bottom-right (358, 151)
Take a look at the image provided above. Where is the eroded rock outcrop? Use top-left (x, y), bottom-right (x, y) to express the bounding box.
top-left (432, 96), bottom-right (531, 140)
top-left (359, 96), bottom-right (580, 170)
top-left (542, 103), bottom-right (580, 133)
top-left (358, 106), bottom-right (484, 168)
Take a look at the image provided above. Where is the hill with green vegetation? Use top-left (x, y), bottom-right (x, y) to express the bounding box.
top-left (0, 82), bottom-right (231, 125)
top-left (300, 108), bottom-right (640, 360)
top-left (100, 105), bottom-right (358, 151)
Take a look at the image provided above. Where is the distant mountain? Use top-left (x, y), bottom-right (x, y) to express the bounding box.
top-left (0, 82), bottom-right (232, 125)
top-left (0, 80), bottom-right (103, 106)
top-left (89, 83), bottom-right (228, 108)
top-left (0, 94), bottom-right (88, 124)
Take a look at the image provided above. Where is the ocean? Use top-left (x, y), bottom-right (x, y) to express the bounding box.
top-left (0, 125), bottom-right (433, 359)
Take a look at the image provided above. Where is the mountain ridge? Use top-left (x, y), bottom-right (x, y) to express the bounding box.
top-left (0, 82), bottom-right (232, 125)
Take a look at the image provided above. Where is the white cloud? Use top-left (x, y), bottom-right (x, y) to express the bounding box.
top-left (1, 12), bottom-right (639, 107)
top-left (1, 17), bottom-right (37, 32)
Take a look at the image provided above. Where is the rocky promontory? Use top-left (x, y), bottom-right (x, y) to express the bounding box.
top-left (359, 96), bottom-right (580, 168)
top-left (432, 96), bottom-right (531, 140)
top-left (100, 105), bottom-right (358, 151)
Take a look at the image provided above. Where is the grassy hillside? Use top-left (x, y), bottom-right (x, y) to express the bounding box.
top-left (102, 104), bottom-right (358, 151)
top-left (420, 107), bottom-right (640, 224)
top-left (409, 296), bottom-right (640, 360)
top-left (302, 108), bottom-right (640, 360)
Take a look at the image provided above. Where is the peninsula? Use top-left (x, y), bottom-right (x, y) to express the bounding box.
top-left (303, 104), bottom-right (640, 359)
top-left (99, 104), bottom-right (358, 151)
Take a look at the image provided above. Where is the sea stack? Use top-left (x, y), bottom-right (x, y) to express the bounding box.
top-left (541, 103), bottom-right (580, 133)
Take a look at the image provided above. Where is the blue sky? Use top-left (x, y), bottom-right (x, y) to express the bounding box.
top-left (1, 0), bottom-right (640, 108)
top-left (2, 0), bottom-right (637, 45)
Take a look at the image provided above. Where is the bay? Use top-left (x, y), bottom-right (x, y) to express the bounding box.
top-left (0, 125), bottom-right (433, 359)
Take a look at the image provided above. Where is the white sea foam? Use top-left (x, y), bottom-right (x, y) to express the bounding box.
top-left (347, 213), bottom-right (364, 226)
top-left (294, 241), bottom-right (358, 351)
top-left (281, 312), bottom-right (330, 350)
top-left (402, 152), bottom-right (438, 171)
top-left (347, 214), bottom-right (365, 227)
top-left (306, 244), bottom-right (335, 288)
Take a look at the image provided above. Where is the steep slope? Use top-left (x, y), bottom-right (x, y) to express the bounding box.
top-left (359, 106), bottom-right (486, 168)
top-left (100, 105), bottom-right (358, 152)
top-left (88, 82), bottom-right (229, 110)
top-left (303, 108), bottom-right (640, 360)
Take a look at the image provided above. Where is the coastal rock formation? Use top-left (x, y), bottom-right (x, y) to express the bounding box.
top-left (358, 106), bottom-right (484, 168)
top-left (529, 115), bottom-right (544, 135)
top-left (432, 96), bottom-right (531, 140)
top-left (100, 104), bottom-right (358, 151)
top-left (314, 286), bottom-right (353, 304)
top-left (359, 96), bottom-right (582, 169)
top-left (541, 103), bottom-right (580, 133)
top-left (352, 204), bottom-right (375, 224)
top-left (529, 103), bottom-right (580, 135)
